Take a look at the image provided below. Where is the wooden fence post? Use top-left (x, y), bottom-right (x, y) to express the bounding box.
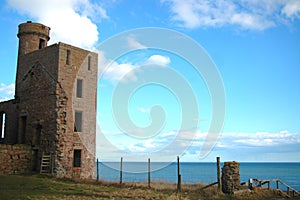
top-left (177, 156), bottom-right (181, 192)
top-left (96, 158), bottom-right (99, 181)
top-left (217, 157), bottom-right (222, 192)
top-left (148, 158), bottom-right (151, 188)
top-left (120, 157), bottom-right (123, 186)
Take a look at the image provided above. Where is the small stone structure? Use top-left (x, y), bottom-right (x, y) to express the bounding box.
top-left (222, 161), bottom-right (240, 193)
top-left (0, 21), bottom-right (98, 179)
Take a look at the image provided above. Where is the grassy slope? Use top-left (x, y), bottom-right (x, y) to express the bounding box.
top-left (0, 175), bottom-right (295, 200)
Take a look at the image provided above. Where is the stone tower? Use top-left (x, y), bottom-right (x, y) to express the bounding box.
top-left (0, 21), bottom-right (97, 179)
top-left (15, 21), bottom-right (51, 100)
top-left (17, 21), bottom-right (50, 56)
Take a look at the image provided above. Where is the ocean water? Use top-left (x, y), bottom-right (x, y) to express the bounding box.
top-left (97, 162), bottom-right (300, 191)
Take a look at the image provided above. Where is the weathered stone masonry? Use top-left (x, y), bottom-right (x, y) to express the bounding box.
top-left (222, 161), bottom-right (241, 193)
top-left (0, 21), bottom-right (98, 179)
top-left (0, 144), bottom-right (32, 174)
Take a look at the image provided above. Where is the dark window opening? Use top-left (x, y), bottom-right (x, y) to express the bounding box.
top-left (74, 111), bottom-right (82, 132)
top-left (66, 50), bottom-right (71, 65)
top-left (39, 39), bottom-right (45, 49)
top-left (73, 150), bottom-right (82, 167)
top-left (88, 56), bottom-right (91, 71)
top-left (1, 112), bottom-right (6, 139)
top-left (76, 79), bottom-right (83, 98)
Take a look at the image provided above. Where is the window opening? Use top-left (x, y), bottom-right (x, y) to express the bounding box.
top-left (73, 149), bottom-right (82, 167)
top-left (39, 39), bottom-right (45, 49)
top-left (74, 111), bottom-right (82, 132)
top-left (1, 112), bottom-right (5, 139)
top-left (88, 56), bottom-right (91, 71)
top-left (66, 50), bottom-right (71, 65)
top-left (76, 79), bottom-right (83, 98)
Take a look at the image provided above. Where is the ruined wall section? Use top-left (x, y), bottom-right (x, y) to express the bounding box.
top-left (16, 45), bottom-right (60, 171)
top-left (55, 43), bottom-right (97, 179)
top-left (0, 144), bottom-right (32, 175)
top-left (0, 100), bottom-right (18, 144)
top-left (222, 161), bottom-right (241, 193)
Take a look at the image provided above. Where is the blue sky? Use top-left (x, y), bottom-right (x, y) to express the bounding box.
top-left (0, 0), bottom-right (300, 163)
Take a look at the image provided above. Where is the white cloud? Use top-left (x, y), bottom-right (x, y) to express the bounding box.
top-left (162, 0), bottom-right (300, 30)
top-left (160, 130), bottom-right (177, 138)
top-left (0, 83), bottom-right (15, 102)
top-left (138, 107), bottom-right (151, 113)
top-left (127, 36), bottom-right (147, 49)
top-left (128, 143), bottom-right (146, 152)
top-left (96, 125), bottom-right (300, 162)
top-left (195, 131), bottom-right (300, 149)
top-left (98, 50), bottom-right (172, 84)
top-left (104, 63), bottom-right (138, 83)
top-left (7, 0), bottom-right (106, 49)
top-left (282, 1), bottom-right (300, 18)
top-left (0, 83), bottom-right (15, 96)
top-left (98, 51), bottom-right (138, 84)
top-left (145, 55), bottom-right (171, 66)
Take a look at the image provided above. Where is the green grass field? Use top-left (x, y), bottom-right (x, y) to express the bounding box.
top-left (0, 175), bottom-right (295, 200)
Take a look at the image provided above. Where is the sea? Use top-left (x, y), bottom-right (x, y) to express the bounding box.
top-left (97, 162), bottom-right (300, 191)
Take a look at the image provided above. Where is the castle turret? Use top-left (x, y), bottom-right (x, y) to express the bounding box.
top-left (15, 21), bottom-right (51, 99)
top-left (17, 21), bottom-right (50, 57)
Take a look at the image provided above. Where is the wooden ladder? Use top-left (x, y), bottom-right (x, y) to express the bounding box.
top-left (40, 153), bottom-right (52, 174)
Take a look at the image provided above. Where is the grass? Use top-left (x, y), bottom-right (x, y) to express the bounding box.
top-left (0, 175), bottom-right (298, 200)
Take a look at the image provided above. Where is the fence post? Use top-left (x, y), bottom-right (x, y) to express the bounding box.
top-left (96, 158), bottom-right (99, 181)
top-left (120, 157), bottom-right (123, 186)
top-left (276, 180), bottom-right (279, 189)
top-left (177, 156), bottom-right (181, 192)
top-left (292, 190), bottom-right (295, 198)
top-left (148, 158), bottom-right (151, 188)
top-left (217, 157), bottom-right (222, 192)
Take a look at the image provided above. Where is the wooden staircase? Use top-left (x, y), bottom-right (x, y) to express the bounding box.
top-left (40, 153), bottom-right (52, 174)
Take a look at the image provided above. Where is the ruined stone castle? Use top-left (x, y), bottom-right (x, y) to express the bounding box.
top-left (0, 21), bottom-right (97, 179)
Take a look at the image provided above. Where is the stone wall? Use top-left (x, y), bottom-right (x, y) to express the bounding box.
top-left (0, 144), bottom-right (32, 174)
top-left (222, 161), bottom-right (240, 193)
top-left (55, 43), bottom-right (97, 179)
